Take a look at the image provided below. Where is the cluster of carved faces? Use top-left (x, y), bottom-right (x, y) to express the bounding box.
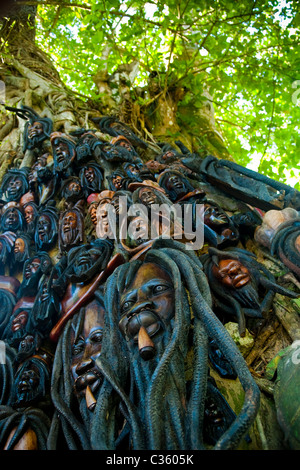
top-left (0, 109), bottom-right (298, 451)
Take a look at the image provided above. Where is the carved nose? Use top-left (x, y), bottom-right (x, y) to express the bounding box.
top-left (127, 301), bottom-right (154, 318)
top-left (75, 358), bottom-right (94, 376)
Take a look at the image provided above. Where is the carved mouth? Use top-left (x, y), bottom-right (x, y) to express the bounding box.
top-left (8, 188), bottom-right (18, 195)
top-left (77, 255), bottom-right (91, 266)
top-left (232, 274), bottom-right (250, 288)
top-left (11, 323), bottom-right (22, 332)
top-left (18, 381), bottom-right (33, 392)
top-left (56, 153), bottom-right (65, 162)
top-left (74, 371), bottom-right (102, 396)
top-left (29, 130), bottom-right (39, 138)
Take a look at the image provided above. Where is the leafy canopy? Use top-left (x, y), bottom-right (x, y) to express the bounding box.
top-left (34, 0), bottom-right (300, 188)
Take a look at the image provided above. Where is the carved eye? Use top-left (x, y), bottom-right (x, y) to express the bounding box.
top-left (90, 330), bottom-right (103, 343)
top-left (153, 284), bottom-right (169, 294)
top-left (72, 341), bottom-right (84, 356)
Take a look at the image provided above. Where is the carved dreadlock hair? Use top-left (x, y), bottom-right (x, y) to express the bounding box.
top-left (0, 406), bottom-right (50, 450)
top-left (47, 287), bottom-right (114, 450)
top-left (201, 246), bottom-right (299, 336)
top-left (91, 238), bottom-right (260, 450)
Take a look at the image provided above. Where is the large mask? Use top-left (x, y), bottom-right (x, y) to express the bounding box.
top-left (119, 261), bottom-right (175, 360)
top-left (50, 132), bottom-right (77, 174)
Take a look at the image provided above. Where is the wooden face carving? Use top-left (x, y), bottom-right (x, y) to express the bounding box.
top-left (28, 121), bottom-right (44, 140)
top-left (96, 202), bottom-right (113, 239)
top-left (37, 214), bottom-right (51, 242)
top-left (84, 167), bottom-right (95, 184)
top-left (138, 187), bottom-right (158, 205)
top-left (24, 257), bottom-right (41, 280)
top-left (212, 259), bottom-right (251, 289)
top-left (296, 234), bottom-right (300, 253)
top-left (204, 204), bottom-right (229, 228)
top-left (2, 208), bottom-right (21, 231)
top-left (112, 175), bottom-right (123, 191)
top-left (61, 211), bottom-right (79, 247)
top-left (13, 362), bottom-right (41, 406)
top-left (119, 262), bottom-right (175, 346)
top-left (7, 177), bottom-right (23, 201)
top-left (11, 310), bottom-right (28, 333)
top-left (164, 174), bottom-right (185, 193)
top-left (71, 299), bottom-right (105, 401)
top-left (24, 204), bottom-right (36, 225)
top-left (53, 139), bottom-right (75, 172)
top-left (69, 244), bottom-right (106, 283)
top-left (14, 238), bottom-right (25, 254)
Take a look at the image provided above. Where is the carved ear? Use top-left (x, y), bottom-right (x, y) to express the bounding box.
top-left (211, 255), bottom-right (219, 267)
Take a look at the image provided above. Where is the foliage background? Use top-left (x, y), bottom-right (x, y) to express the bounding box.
top-left (12, 0), bottom-right (300, 188)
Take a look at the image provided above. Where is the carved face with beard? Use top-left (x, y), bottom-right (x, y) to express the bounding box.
top-left (203, 203), bottom-right (240, 248)
top-left (59, 209), bottom-right (83, 252)
top-left (158, 170), bottom-right (194, 202)
top-left (211, 258), bottom-right (261, 314)
top-left (79, 162), bottom-right (104, 197)
top-left (11, 356), bottom-right (50, 407)
top-left (28, 276), bottom-right (60, 339)
top-left (0, 168), bottom-right (30, 204)
top-left (66, 240), bottom-right (113, 284)
top-left (1, 205), bottom-right (25, 233)
top-left (119, 262), bottom-right (175, 360)
top-left (51, 133), bottom-right (76, 174)
top-left (23, 202), bottom-right (38, 235)
top-left (34, 208), bottom-right (58, 250)
top-left (76, 132), bottom-right (102, 162)
top-left (71, 296), bottom-right (105, 407)
top-left (61, 178), bottom-right (84, 205)
top-left (19, 253), bottom-right (52, 298)
top-left (23, 113), bottom-right (53, 151)
top-left (111, 135), bottom-right (139, 160)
